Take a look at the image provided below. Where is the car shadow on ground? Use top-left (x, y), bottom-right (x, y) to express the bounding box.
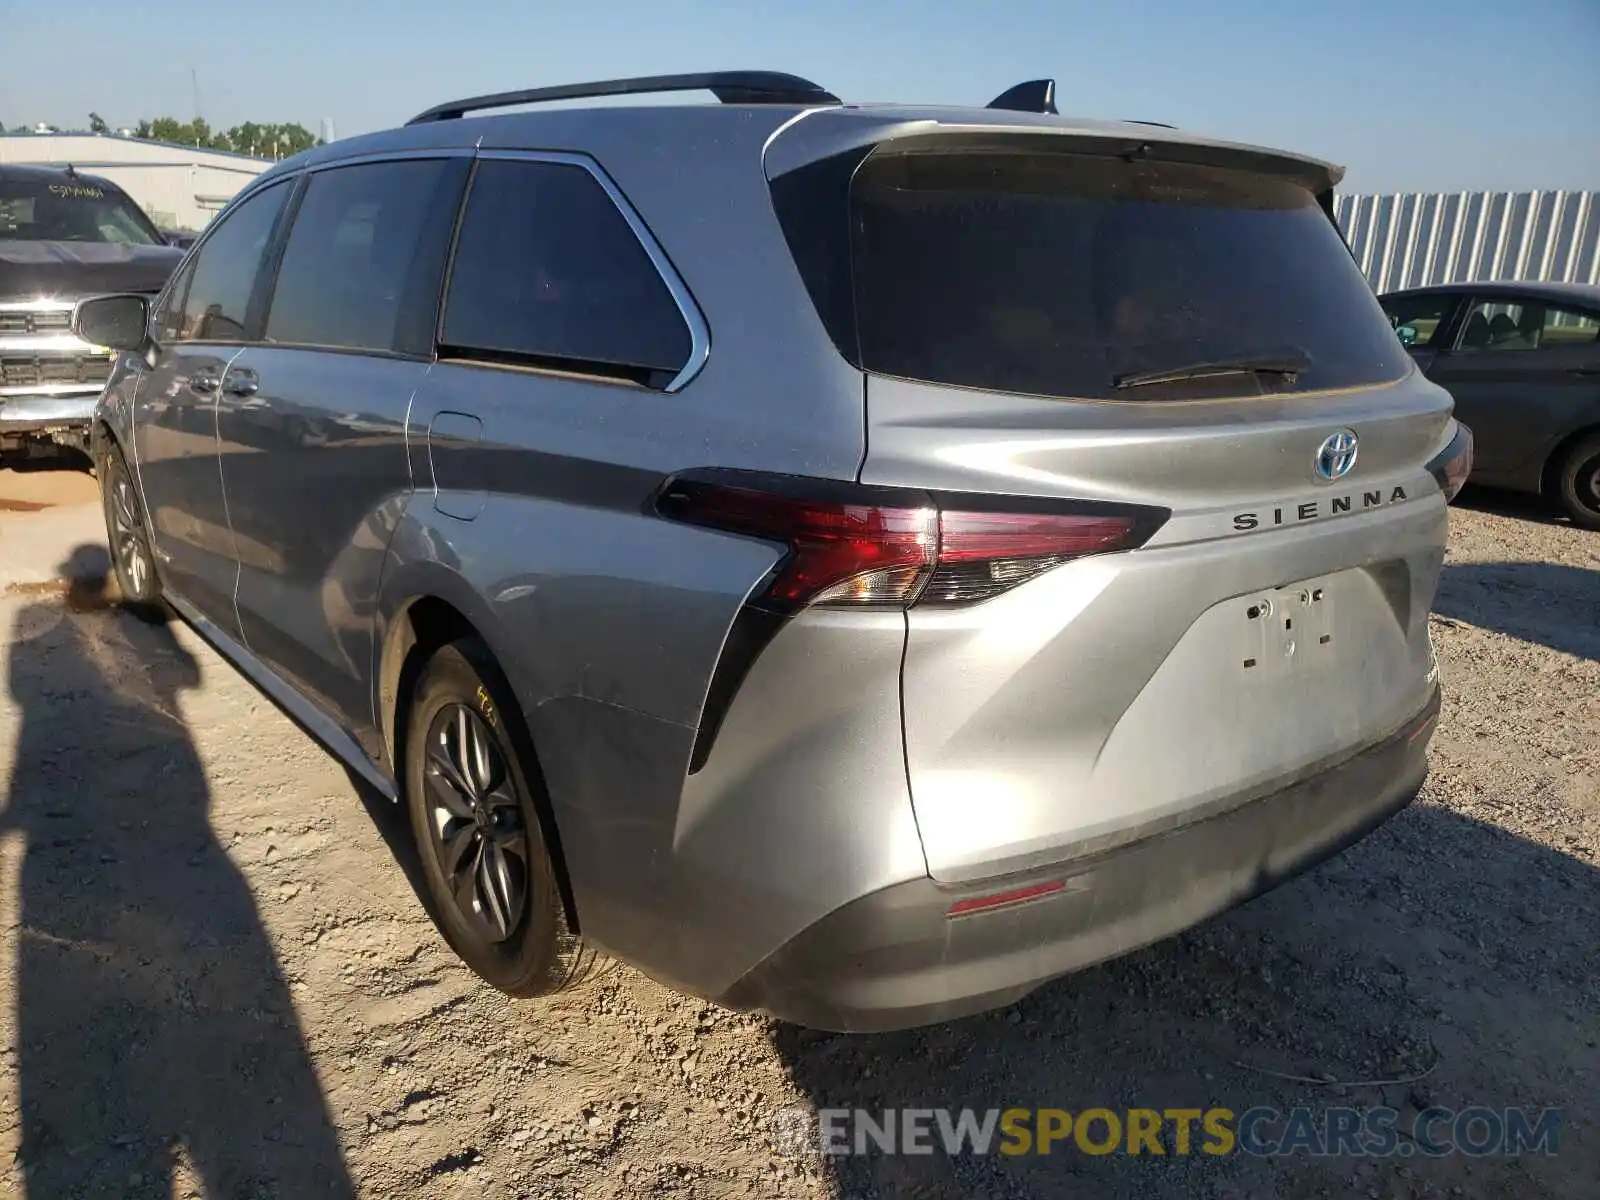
top-left (1454, 485), bottom-right (1577, 530)
top-left (769, 802), bottom-right (1599, 1200)
top-left (1434, 559), bottom-right (1600, 662)
top-left (0, 546), bottom-right (354, 1199)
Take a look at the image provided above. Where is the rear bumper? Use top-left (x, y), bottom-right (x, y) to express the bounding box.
top-left (719, 684), bottom-right (1439, 1032)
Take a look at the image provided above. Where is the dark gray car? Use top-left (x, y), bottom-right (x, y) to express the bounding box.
top-left (72, 72), bottom-right (1466, 1031)
top-left (1380, 280), bottom-right (1600, 528)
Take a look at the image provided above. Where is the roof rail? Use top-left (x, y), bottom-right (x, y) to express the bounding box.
top-left (406, 71), bottom-right (841, 125)
top-left (986, 79), bottom-right (1058, 116)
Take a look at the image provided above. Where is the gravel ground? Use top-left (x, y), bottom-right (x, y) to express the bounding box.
top-left (0, 467), bottom-right (1594, 1200)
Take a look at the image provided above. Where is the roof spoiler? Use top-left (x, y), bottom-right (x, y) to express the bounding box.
top-left (986, 79), bottom-right (1058, 116)
top-left (407, 71), bottom-right (840, 125)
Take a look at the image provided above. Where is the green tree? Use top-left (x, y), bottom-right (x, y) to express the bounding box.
top-left (88, 112), bottom-right (109, 134)
top-left (220, 121), bottom-right (265, 156)
top-left (256, 123), bottom-right (317, 158)
top-left (137, 116), bottom-right (193, 144)
top-left (130, 115), bottom-right (316, 159)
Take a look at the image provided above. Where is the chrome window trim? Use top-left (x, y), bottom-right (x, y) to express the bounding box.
top-left (310, 147), bottom-right (478, 167)
top-left (471, 149), bottom-right (710, 393)
top-left (152, 146), bottom-right (711, 391)
top-left (192, 147), bottom-right (477, 231)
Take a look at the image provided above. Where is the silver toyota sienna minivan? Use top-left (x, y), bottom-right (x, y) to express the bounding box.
top-left (74, 72), bottom-right (1472, 1031)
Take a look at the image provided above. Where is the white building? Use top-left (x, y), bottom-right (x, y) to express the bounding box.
top-left (0, 133), bottom-right (271, 232)
top-left (1335, 190), bottom-right (1600, 292)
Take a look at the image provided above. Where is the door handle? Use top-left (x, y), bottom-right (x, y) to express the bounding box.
top-left (224, 372), bottom-right (259, 397)
top-left (188, 372), bottom-right (220, 393)
top-left (1572, 366), bottom-right (1600, 377)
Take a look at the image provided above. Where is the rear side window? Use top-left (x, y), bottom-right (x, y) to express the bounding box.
top-left (1457, 297), bottom-right (1600, 351)
top-left (265, 159), bottom-right (466, 354)
top-left (778, 148), bottom-right (1409, 400)
top-left (161, 180), bottom-right (288, 342)
top-left (440, 159), bottom-right (692, 387)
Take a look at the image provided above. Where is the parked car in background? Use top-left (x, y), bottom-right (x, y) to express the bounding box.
top-left (0, 164), bottom-right (184, 463)
top-left (1380, 281), bottom-right (1600, 528)
top-left (160, 229), bottom-right (201, 251)
top-left (76, 71), bottom-right (1468, 1031)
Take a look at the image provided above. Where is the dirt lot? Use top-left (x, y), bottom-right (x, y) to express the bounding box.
top-left (0, 465), bottom-right (1594, 1200)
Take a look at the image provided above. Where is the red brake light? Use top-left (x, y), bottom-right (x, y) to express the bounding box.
top-left (655, 480), bottom-right (936, 607)
top-left (656, 472), bottom-right (1165, 611)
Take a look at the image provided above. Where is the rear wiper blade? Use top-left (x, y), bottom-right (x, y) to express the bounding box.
top-left (1114, 352), bottom-right (1311, 390)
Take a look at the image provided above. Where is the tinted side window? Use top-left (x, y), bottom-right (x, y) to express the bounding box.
top-left (1379, 293), bottom-right (1456, 348)
top-left (1458, 298), bottom-right (1600, 351)
top-left (1543, 305), bottom-right (1600, 346)
top-left (440, 160), bottom-right (692, 385)
top-left (167, 181), bottom-right (289, 343)
top-left (265, 159), bottom-right (466, 354)
top-left (153, 259), bottom-right (195, 342)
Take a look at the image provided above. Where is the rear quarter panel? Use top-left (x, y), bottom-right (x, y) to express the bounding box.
top-left (387, 333), bottom-right (886, 991)
top-left (377, 483), bottom-right (781, 978)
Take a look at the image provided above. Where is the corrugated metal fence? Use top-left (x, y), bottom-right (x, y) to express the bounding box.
top-left (1334, 191), bottom-right (1600, 294)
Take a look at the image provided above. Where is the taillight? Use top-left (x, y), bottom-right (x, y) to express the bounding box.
top-left (1427, 422), bottom-right (1473, 503)
top-left (923, 508), bottom-right (1141, 604)
top-left (655, 470), bottom-right (1166, 611)
top-left (654, 477), bottom-right (936, 607)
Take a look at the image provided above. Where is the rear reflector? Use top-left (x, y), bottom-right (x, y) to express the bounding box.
top-left (1406, 710), bottom-right (1439, 745)
top-left (1427, 422), bottom-right (1473, 502)
top-left (946, 880), bottom-right (1065, 917)
top-left (655, 470), bottom-right (1166, 611)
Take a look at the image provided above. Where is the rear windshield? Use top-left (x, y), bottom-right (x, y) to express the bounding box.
top-left (0, 176), bottom-right (162, 245)
top-left (777, 147), bottom-right (1408, 400)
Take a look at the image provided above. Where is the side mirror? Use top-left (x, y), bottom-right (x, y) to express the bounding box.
top-left (72, 294), bottom-right (150, 352)
top-left (1395, 324), bottom-right (1419, 347)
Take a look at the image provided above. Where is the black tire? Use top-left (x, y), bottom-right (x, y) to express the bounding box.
top-left (1553, 433), bottom-right (1600, 531)
top-left (98, 442), bottom-right (165, 619)
top-left (404, 637), bottom-right (586, 996)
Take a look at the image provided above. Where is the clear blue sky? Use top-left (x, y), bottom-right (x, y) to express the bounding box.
top-left (3, 0), bottom-right (1597, 193)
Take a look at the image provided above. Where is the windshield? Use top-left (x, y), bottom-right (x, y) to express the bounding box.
top-left (838, 149), bottom-right (1408, 400)
top-left (0, 176), bottom-right (163, 246)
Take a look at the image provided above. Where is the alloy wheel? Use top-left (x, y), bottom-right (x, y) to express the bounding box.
top-left (423, 703), bottom-right (530, 943)
top-left (109, 470), bottom-right (151, 598)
